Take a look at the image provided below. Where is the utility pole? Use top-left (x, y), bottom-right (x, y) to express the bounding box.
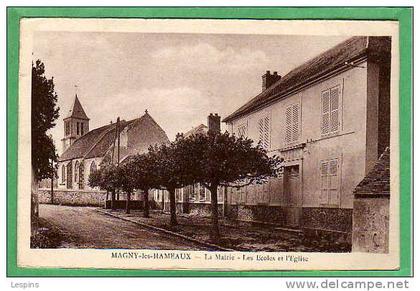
top-left (50, 160), bottom-right (54, 204)
top-left (117, 117), bottom-right (120, 166)
top-left (116, 117), bottom-right (120, 201)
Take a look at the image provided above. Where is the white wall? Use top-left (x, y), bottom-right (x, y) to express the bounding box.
top-left (227, 63), bottom-right (371, 209)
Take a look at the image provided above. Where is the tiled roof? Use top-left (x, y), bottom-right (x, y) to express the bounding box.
top-left (354, 147), bottom-right (390, 196)
top-left (59, 112), bottom-right (168, 162)
top-left (65, 95), bottom-right (89, 120)
top-left (223, 36), bottom-right (391, 122)
top-left (183, 124), bottom-right (208, 137)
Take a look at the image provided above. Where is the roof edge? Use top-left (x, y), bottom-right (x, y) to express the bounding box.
top-left (223, 52), bottom-right (368, 123)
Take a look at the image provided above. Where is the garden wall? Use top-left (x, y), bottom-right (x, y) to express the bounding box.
top-left (38, 188), bottom-right (107, 207)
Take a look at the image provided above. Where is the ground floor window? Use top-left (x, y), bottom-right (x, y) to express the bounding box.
top-left (320, 158), bottom-right (340, 206)
top-left (175, 188), bottom-right (182, 201)
top-left (61, 165), bottom-right (66, 183)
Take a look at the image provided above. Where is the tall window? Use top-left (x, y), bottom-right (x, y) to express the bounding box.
top-left (199, 184), bottom-right (206, 201)
top-left (320, 158), bottom-right (340, 205)
top-left (285, 103), bottom-right (300, 144)
top-left (79, 162), bottom-right (85, 189)
top-left (74, 161), bottom-right (79, 183)
top-left (81, 123), bottom-right (84, 135)
top-left (90, 161), bottom-right (97, 173)
top-left (65, 122), bottom-right (70, 136)
top-left (61, 165), bottom-right (66, 183)
top-left (258, 114), bottom-right (270, 150)
top-left (321, 85), bottom-right (341, 135)
top-left (175, 188), bottom-right (182, 201)
top-left (77, 122), bottom-right (80, 135)
top-left (188, 185), bottom-right (197, 202)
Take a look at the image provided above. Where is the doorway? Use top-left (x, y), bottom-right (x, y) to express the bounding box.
top-left (283, 165), bottom-right (301, 227)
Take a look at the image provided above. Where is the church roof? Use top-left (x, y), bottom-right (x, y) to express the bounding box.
top-left (353, 147), bottom-right (390, 197)
top-left (59, 112), bottom-right (169, 162)
top-left (223, 36), bottom-right (391, 122)
top-left (65, 95), bottom-right (89, 120)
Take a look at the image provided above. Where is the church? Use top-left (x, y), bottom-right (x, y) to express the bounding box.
top-left (56, 95), bottom-right (170, 191)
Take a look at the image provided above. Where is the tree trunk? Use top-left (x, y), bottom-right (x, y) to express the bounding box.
top-left (111, 189), bottom-right (116, 210)
top-left (126, 191), bottom-right (131, 214)
top-left (168, 188), bottom-right (177, 226)
top-left (143, 189), bottom-right (150, 218)
top-left (210, 184), bottom-right (220, 242)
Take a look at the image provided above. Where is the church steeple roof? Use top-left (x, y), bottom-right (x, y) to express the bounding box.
top-left (65, 94), bottom-right (89, 120)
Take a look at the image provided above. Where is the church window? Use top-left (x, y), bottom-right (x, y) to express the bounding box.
top-left (61, 165), bottom-right (66, 183)
top-left (65, 122), bottom-right (70, 136)
top-left (74, 161), bottom-right (79, 183)
top-left (77, 122), bottom-right (80, 135)
top-left (90, 161), bottom-right (97, 173)
top-left (81, 123), bottom-right (84, 135)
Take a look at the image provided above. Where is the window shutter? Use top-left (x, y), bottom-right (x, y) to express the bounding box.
top-left (264, 116), bottom-right (270, 149)
top-left (329, 159), bottom-right (340, 205)
top-left (292, 104), bottom-right (300, 142)
top-left (320, 161), bottom-right (329, 204)
top-left (330, 86), bottom-right (340, 132)
top-left (238, 124), bottom-right (247, 137)
top-left (258, 115), bottom-right (270, 149)
top-left (285, 107), bottom-right (292, 143)
top-left (258, 118), bottom-right (264, 146)
top-left (321, 90), bottom-right (330, 134)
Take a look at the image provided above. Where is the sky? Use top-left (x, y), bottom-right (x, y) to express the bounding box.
top-left (33, 31), bottom-right (349, 154)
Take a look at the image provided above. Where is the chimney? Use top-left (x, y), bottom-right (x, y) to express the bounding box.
top-left (208, 113), bottom-right (221, 133)
top-left (262, 70), bottom-right (281, 92)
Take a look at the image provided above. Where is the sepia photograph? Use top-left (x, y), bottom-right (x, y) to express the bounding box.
top-left (17, 18), bottom-right (400, 271)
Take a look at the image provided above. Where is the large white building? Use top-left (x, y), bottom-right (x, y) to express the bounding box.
top-left (222, 36), bottom-right (391, 236)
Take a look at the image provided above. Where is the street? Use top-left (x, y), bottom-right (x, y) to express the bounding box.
top-left (38, 204), bottom-right (209, 250)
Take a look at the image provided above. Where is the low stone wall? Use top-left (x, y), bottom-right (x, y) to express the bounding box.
top-left (162, 201), bottom-right (223, 216)
top-left (225, 205), bottom-right (352, 240)
top-left (105, 200), bottom-right (144, 210)
top-left (352, 196), bottom-right (389, 253)
top-left (189, 203), bottom-right (223, 216)
top-left (301, 207), bottom-right (353, 233)
top-left (225, 205), bottom-right (287, 225)
top-left (39, 188), bottom-right (107, 207)
top-left (301, 208), bottom-right (352, 244)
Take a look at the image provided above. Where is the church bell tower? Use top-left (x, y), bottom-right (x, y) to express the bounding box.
top-left (61, 94), bottom-right (90, 153)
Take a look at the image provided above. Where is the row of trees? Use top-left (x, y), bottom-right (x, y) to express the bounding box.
top-left (89, 131), bottom-right (282, 242)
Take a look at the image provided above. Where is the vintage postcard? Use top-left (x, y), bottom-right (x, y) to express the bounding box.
top-left (17, 17), bottom-right (400, 271)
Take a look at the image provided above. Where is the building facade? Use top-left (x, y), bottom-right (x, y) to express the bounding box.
top-left (154, 114), bottom-right (225, 215)
top-left (222, 36), bottom-right (391, 235)
top-left (57, 96), bottom-right (170, 196)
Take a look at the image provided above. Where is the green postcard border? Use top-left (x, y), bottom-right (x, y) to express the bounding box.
top-left (6, 7), bottom-right (413, 277)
